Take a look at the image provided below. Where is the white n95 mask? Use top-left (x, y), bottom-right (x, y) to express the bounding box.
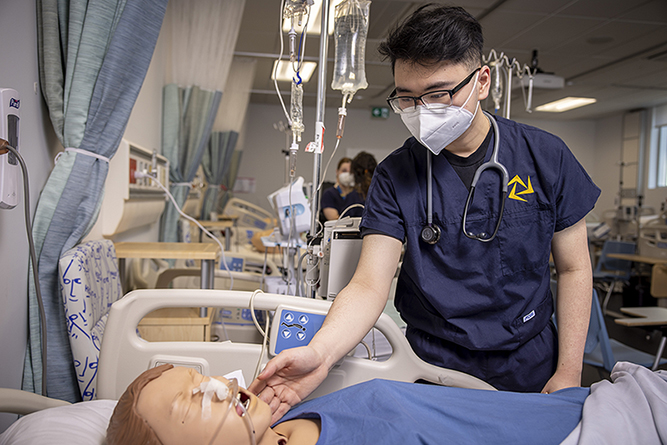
top-left (338, 171), bottom-right (355, 187)
top-left (400, 73), bottom-right (480, 155)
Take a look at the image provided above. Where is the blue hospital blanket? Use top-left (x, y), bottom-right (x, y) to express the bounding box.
top-left (278, 379), bottom-right (589, 445)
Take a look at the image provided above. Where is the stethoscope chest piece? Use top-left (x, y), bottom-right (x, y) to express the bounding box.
top-left (421, 223), bottom-right (441, 244)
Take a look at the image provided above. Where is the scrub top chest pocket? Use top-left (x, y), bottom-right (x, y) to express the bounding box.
top-left (497, 202), bottom-right (555, 276)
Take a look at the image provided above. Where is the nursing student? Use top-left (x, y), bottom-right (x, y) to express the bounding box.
top-left (251, 4), bottom-right (600, 422)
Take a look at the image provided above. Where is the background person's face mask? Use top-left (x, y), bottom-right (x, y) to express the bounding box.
top-left (400, 73), bottom-right (479, 155)
top-left (338, 171), bottom-right (355, 187)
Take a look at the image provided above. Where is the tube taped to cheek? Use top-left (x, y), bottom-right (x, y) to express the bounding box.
top-left (193, 378), bottom-right (229, 419)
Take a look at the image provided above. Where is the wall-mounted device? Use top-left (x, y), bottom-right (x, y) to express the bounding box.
top-left (0, 88), bottom-right (20, 209)
top-left (92, 139), bottom-right (169, 236)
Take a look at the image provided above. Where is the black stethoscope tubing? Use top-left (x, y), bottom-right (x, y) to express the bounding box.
top-left (421, 110), bottom-right (509, 244)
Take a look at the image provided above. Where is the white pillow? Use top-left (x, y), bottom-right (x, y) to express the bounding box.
top-left (0, 400), bottom-right (117, 445)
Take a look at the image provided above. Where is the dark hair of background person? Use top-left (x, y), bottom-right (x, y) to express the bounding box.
top-left (377, 4), bottom-right (483, 72)
top-left (106, 364), bottom-right (174, 445)
top-left (337, 157), bottom-right (352, 170)
top-left (351, 152), bottom-right (377, 199)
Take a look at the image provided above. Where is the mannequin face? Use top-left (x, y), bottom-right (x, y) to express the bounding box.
top-left (136, 367), bottom-right (271, 445)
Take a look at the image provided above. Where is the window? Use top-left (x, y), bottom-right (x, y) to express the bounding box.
top-left (659, 125), bottom-right (667, 187)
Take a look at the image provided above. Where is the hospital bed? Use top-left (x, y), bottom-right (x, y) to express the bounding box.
top-left (0, 289), bottom-right (492, 444)
top-left (2, 292), bottom-right (667, 444)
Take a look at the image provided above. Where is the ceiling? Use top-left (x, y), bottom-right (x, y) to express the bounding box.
top-left (234, 0), bottom-right (667, 121)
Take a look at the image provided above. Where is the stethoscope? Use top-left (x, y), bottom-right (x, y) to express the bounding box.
top-left (421, 110), bottom-right (509, 244)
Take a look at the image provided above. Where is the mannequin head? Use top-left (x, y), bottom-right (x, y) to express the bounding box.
top-left (107, 365), bottom-right (272, 445)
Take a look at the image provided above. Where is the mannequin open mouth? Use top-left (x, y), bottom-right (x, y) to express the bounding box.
top-left (236, 391), bottom-right (251, 416)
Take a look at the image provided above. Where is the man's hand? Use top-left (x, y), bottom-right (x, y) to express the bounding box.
top-left (249, 345), bottom-right (331, 423)
top-left (541, 369), bottom-right (581, 394)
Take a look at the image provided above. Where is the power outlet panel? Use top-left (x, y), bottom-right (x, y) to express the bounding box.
top-left (0, 88), bottom-right (20, 209)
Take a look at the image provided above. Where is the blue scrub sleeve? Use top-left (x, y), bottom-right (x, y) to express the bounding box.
top-left (553, 140), bottom-right (600, 232)
top-left (360, 166), bottom-right (406, 242)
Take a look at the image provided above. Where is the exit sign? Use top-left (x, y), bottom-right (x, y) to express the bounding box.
top-left (371, 107), bottom-right (389, 119)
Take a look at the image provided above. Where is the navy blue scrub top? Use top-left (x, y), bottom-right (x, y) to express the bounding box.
top-left (321, 186), bottom-right (365, 218)
top-left (360, 115), bottom-right (600, 352)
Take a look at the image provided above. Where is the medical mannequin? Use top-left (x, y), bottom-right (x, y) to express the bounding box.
top-left (106, 364), bottom-right (587, 445)
top-left (106, 364), bottom-right (320, 445)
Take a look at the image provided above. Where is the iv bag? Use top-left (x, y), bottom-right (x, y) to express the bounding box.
top-left (490, 61), bottom-right (503, 112)
top-left (331, 0), bottom-right (370, 98)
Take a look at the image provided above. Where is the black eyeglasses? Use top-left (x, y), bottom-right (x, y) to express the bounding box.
top-left (386, 67), bottom-right (481, 114)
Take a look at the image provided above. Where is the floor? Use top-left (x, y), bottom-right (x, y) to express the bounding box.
top-left (581, 287), bottom-right (667, 387)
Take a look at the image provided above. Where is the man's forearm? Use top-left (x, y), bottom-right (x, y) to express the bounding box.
top-left (310, 234), bottom-right (402, 368)
top-left (554, 264), bottom-right (592, 381)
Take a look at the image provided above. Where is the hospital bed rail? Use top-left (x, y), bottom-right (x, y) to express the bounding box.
top-left (96, 289), bottom-right (495, 401)
top-left (0, 389), bottom-right (70, 415)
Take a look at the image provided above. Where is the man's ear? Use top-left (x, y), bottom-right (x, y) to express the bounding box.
top-left (477, 65), bottom-right (491, 101)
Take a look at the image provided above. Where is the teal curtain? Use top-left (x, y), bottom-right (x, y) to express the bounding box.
top-left (200, 131), bottom-right (238, 220)
top-left (25, 0), bottom-right (167, 401)
top-left (159, 84), bottom-right (222, 242)
top-left (218, 150), bottom-right (243, 213)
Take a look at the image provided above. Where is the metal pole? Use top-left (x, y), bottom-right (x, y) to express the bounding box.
top-left (310, 0), bottom-right (329, 237)
top-left (504, 59), bottom-right (513, 119)
top-left (307, 0), bottom-right (330, 298)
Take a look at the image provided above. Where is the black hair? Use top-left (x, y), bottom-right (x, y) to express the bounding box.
top-left (351, 152), bottom-right (377, 199)
top-left (377, 4), bottom-right (483, 72)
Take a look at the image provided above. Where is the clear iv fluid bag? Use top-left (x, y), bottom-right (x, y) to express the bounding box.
top-left (490, 62), bottom-right (503, 112)
top-left (290, 81), bottom-right (304, 141)
top-left (331, 0), bottom-right (370, 97)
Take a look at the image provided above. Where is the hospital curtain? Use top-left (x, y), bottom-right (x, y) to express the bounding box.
top-left (200, 57), bottom-right (257, 220)
top-left (218, 150), bottom-right (244, 213)
top-left (201, 131), bottom-right (238, 220)
top-left (159, 85), bottom-right (221, 242)
top-left (158, 0), bottom-right (245, 242)
top-left (25, 0), bottom-right (167, 401)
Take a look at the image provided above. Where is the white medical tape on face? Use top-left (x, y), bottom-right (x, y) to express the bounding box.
top-left (193, 378), bottom-right (230, 419)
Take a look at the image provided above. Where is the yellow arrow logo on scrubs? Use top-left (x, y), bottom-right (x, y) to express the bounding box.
top-left (508, 175), bottom-right (534, 202)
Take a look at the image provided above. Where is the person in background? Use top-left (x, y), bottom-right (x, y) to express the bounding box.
top-left (320, 157), bottom-right (362, 221)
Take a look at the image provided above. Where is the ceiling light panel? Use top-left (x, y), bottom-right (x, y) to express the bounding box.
top-left (535, 97), bottom-right (597, 112)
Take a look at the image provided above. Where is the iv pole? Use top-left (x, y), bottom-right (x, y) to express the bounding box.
top-left (307, 0), bottom-right (329, 297)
